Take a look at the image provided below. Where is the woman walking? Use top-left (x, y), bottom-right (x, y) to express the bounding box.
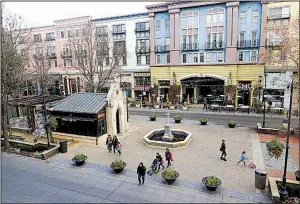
top-left (219, 139), bottom-right (227, 161)
top-left (106, 135), bottom-right (113, 152)
top-left (237, 151), bottom-right (247, 166)
top-left (116, 141), bottom-right (122, 156)
top-left (165, 148), bottom-right (173, 167)
top-left (112, 135), bottom-right (119, 154)
top-left (137, 162), bottom-right (146, 185)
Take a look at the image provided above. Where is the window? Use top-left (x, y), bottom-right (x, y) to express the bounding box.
top-left (156, 20), bottom-right (160, 32)
top-left (182, 54), bottom-right (187, 63)
top-left (156, 54), bottom-right (161, 64)
top-left (60, 31), bottom-right (64, 38)
top-left (238, 51), bottom-right (244, 62)
top-left (280, 51), bottom-right (287, 61)
top-left (61, 45), bottom-right (71, 55)
top-left (75, 29), bottom-right (79, 37)
top-left (240, 11), bottom-right (246, 24)
top-left (206, 53), bottom-right (211, 62)
top-left (113, 24), bottom-right (126, 34)
top-left (146, 55), bottom-right (150, 65)
top-left (199, 53), bottom-right (205, 62)
top-left (182, 11), bottom-right (199, 50)
top-left (251, 51), bottom-right (257, 62)
top-left (252, 10), bottom-right (259, 23)
top-left (166, 37), bottom-right (170, 50)
top-left (251, 31), bottom-right (258, 46)
top-left (122, 56), bottom-right (127, 66)
top-left (239, 32), bottom-right (245, 47)
top-left (67, 30), bottom-right (71, 38)
top-left (46, 32), bottom-right (54, 40)
top-left (19, 36), bottom-right (26, 44)
top-left (193, 53), bottom-right (198, 63)
top-left (35, 47), bottom-right (42, 55)
top-left (206, 8), bottom-right (224, 26)
top-left (269, 6), bottom-right (290, 19)
top-left (105, 56), bottom-right (109, 66)
top-left (54, 60), bottom-right (57, 67)
top-left (137, 55), bottom-right (141, 65)
top-left (218, 52), bottom-right (224, 62)
top-left (135, 77), bottom-right (151, 86)
top-left (63, 59), bottom-right (72, 67)
top-left (167, 54), bottom-right (170, 64)
top-left (82, 28), bottom-right (86, 36)
top-left (206, 14), bottom-right (212, 26)
top-left (33, 34), bottom-right (42, 42)
top-left (165, 19), bottom-right (170, 31)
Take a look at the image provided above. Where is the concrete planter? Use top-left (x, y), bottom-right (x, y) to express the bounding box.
top-left (154, 105), bottom-right (160, 109)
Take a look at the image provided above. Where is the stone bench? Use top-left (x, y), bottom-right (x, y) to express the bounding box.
top-left (269, 177), bottom-right (300, 203)
top-left (257, 123), bottom-right (279, 135)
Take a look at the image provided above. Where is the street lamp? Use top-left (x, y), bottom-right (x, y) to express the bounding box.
top-left (258, 75), bottom-right (263, 102)
top-left (262, 71), bottom-right (267, 128)
top-left (278, 82), bottom-right (293, 200)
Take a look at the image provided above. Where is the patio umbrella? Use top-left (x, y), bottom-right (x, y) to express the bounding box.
top-left (148, 93), bottom-right (151, 103)
top-left (166, 94), bottom-right (169, 103)
top-left (187, 94), bottom-right (190, 104)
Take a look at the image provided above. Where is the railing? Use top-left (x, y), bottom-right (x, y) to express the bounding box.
top-left (112, 30), bottom-right (126, 35)
top-left (155, 45), bottom-right (170, 52)
top-left (205, 41), bottom-right (224, 49)
top-left (61, 51), bottom-right (72, 58)
top-left (237, 40), bottom-right (259, 48)
top-left (266, 39), bottom-right (284, 47)
top-left (44, 37), bottom-right (55, 41)
top-left (181, 43), bottom-right (199, 50)
top-left (135, 46), bottom-right (150, 53)
top-left (268, 13), bottom-right (290, 20)
top-left (48, 53), bottom-right (56, 58)
top-left (34, 38), bottom-right (42, 42)
top-left (135, 28), bottom-right (150, 32)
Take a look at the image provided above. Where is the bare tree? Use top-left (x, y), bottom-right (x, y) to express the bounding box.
top-left (1, 4), bottom-right (30, 148)
top-left (69, 22), bottom-right (127, 93)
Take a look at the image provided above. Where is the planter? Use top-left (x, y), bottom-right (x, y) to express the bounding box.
top-left (228, 124), bottom-right (235, 128)
top-left (110, 162), bottom-right (126, 173)
top-left (150, 117), bottom-right (156, 121)
top-left (154, 105), bottom-right (160, 109)
top-left (170, 106), bottom-right (175, 110)
top-left (295, 170), bottom-right (300, 181)
top-left (201, 122), bottom-right (207, 125)
top-left (162, 170), bottom-right (179, 185)
top-left (174, 120), bottom-right (181, 123)
top-left (182, 106), bottom-right (188, 110)
top-left (72, 155), bottom-right (87, 166)
top-left (136, 104), bottom-right (141, 108)
top-left (202, 177), bottom-right (222, 191)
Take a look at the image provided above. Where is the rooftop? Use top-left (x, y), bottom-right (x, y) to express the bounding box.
top-left (92, 12), bottom-right (148, 22)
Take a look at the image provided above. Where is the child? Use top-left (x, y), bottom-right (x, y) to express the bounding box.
top-left (106, 135), bottom-right (113, 152)
top-left (237, 151), bottom-right (247, 166)
top-left (116, 142), bottom-right (122, 156)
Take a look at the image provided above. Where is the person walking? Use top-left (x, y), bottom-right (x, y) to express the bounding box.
top-left (137, 162), bottom-right (146, 185)
top-left (116, 141), bottom-right (122, 156)
top-left (156, 152), bottom-right (165, 171)
top-left (112, 135), bottom-right (119, 154)
top-left (106, 135), bottom-right (113, 152)
top-left (219, 139), bottom-right (227, 161)
top-left (237, 151), bottom-right (247, 166)
top-left (203, 98), bottom-right (207, 110)
top-left (165, 148), bottom-right (173, 167)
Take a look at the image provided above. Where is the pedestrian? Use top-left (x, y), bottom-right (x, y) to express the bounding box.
top-left (112, 135), bottom-right (119, 154)
top-left (116, 141), bottom-right (122, 155)
top-left (137, 162), bottom-right (146, 185)
top-left (156, 152), bottom-right (165, 171)
top-left (219, 139), bottom-right (227, 161)
top-left (237, 151), bottom-right (247, 166)
top-left (106, 135), bottom-right (113, 152)
top-left (203, 98), bottom-right (207, 110)
top-left (165, 148), bottom-right (173, 167)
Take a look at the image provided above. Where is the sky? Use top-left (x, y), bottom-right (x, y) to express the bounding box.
top-left (4, 2), bottom-right (158, 27)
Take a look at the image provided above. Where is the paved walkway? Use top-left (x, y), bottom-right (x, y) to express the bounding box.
top-left (2, 153), bottom-right (272, 203)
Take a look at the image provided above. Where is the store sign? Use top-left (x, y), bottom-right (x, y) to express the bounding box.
top-left (134, 73), bottom-right (150, 77)
top-left (98, 112), bottom-right (105, 119)
top-left (238, 82), bottom-right (252, 90)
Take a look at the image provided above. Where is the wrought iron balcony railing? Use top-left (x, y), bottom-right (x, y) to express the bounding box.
top-left (44, 37), bottom-right (55, 41)
top-left (237, 40), bottom-right (259, 48)
top-left (181, 43), bottom-right (199, 51)
top-left (154, 45), bottom-right (170, 52)
top-left (268, 13), bottom-right (290, 20)
top-left (205, 41), bottom-right (224, 49)
top-left (135, 46), bottom-right (150, 53)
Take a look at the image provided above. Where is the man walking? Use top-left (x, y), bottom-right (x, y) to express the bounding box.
top-left (137, 162), bottom-right (146, 185)
top-left (220, 139), bottom-right (227, 161)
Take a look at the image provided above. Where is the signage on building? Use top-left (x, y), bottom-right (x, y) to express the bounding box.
top-left (98, 112), bottom-right (105, 119)
top-left (238, 82), bottom-right (252, 91)
top-left (134, 73), bottom-right (150, 77)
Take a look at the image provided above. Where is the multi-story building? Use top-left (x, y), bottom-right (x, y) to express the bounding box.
top-left (147, 1), bottom-right (267, 106)
top-left (92, 13), bottom-right (151, 100)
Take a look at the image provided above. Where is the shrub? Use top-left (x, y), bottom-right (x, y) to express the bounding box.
top-left (164, 168), bottom-right (178, 179)
top-left (174, 115), bottom-right (182, 121)
top-left (150, 113), bottom-right (156, 119)
top-left (206, 176), bottom-right (221, 186)
top-left (112, 158), bottom-right (125, 169)
top-left (74, 153), bottom-right (86, 161)
top-left (266, 138), bottom-right (284, 160)
top-left (200, 118), bottom-right (208, 123)
top-left (228, 121), bottom-right (236, 125)
top-left (277, 181), bottom-right (300, 198)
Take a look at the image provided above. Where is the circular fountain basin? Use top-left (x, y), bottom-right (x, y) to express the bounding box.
top-left (143, 128), bottom-right (192, 149)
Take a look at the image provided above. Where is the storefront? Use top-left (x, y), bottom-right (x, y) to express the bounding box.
top-left (134, 72), bottom-right (150, 101)
top-left (237, 81), bottom-right (252, 106)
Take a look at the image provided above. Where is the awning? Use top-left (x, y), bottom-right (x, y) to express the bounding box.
top-left (134, 86), bottom-right (150, 91)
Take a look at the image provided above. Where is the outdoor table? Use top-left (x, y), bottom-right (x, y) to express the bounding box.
top-left (271, 107), bottom-right (283, 116)
top-left (211, 104), bottom-right (220, 112)
top-left (225, 105), bottom-right (235, 113)
top-left (239, 105), bottom-right (250, 114)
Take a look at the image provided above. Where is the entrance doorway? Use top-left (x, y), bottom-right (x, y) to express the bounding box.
top-left (116, 109), bottom-right (120, 134)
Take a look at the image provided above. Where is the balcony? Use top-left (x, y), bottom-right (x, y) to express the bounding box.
top-left (155, 45), bottom-right (170, 53)
top-left (266, 39), bottom-right (284, 48)
top-left (205, 41), bottom-right (224, 49)
top-left (134, 28), bottom-right (150, 33)
top-left (181, 43), bottom-right (199, 51)
top-left (268, 13), bottom-right (290, 20)
top-left (61, 51), bottom-right (72, 58)
top-left (237, 40), bottom-right (259, 48)
top-left (136, 46), bottom-right (150, 54)
top-left (112, 31), bottom-right (126, 35)
top-left (44, 36), bottom-right (55, 41)
top-left (34, 38), bottom-right (42, 42)
top-left (47, 53), bottom-right (56, 59)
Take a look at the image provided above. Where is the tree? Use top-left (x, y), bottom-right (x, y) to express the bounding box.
top-left (69, 22), bottom-right (127, 93)
top-left (1, 5), bottom-right (29, 148)
top-left (261, 17), bottom-right (299, 128)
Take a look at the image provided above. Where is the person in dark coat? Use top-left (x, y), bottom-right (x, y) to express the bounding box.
top-left (112, 135), bottom-right (119, 154)
top-left (137, 162), bottom-right (146, 185)
top-left (156, 152), bottom-right (165, 171)
top-left (220, 139), bottom-right (227, 161)
top-left (165, 148), bottom-right (173, 167)
top-left (106, 135), bottom-right (113, 152)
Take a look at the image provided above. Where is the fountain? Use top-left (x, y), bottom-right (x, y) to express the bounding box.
top-left (143, 110), bottom-right (192, 148)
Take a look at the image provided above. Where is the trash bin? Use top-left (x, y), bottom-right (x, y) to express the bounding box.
top-left (59, 140), bottom-right (67, 153)
top-left (255, 168), bottom-right (267, 190)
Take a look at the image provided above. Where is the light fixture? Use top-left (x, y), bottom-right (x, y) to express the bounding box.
top-left (282, 118), bottom-right (290, 129)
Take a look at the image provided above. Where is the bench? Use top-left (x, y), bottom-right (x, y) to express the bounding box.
top-left (257, 123), bottom-right (279, 135)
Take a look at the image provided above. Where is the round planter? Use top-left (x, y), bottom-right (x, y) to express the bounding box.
top-left (228, 124), bottom-right (235, 128)
top-left (154, 105), bottom-right (160, 109)
top-left (295, 171), bottom-right (300, 181)
top-left (162, 171), bottom-right (179, 185)
top-left (174, 120), bottom-right (181, 123)
top-left (202, 177), bottom-right (222, 191)
top-left (150, 117), bottom-right (156, 121)
top-left (200, 122), bottom-right (207, 125)
top-left (72, 155), bottom-right (87, 166)
top-left (110, 162), bottom-right (126, 173)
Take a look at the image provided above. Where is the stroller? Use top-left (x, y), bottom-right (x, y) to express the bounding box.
top-left (147, 159), bottom-right (159, 176)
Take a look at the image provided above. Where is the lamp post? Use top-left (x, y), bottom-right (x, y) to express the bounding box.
top-left (258, 75), bottom-right (263, 102)
top-left (279, 82), bottom-right (293, 200)
top-left (262, 71), bottom-right (267, 128)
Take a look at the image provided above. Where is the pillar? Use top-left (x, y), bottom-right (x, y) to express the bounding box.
top-left (193, 87), bottom-right (198, 104)
top-left (225, 2), bottom-right (239, 63)
top-left (259, 3), bottom-right (268, 63)
top-left (180, 85), bottom-right (183, 103)
top-left (131, 89), bottom-right (135, 100)
top-left (169, 9), bottom-right (180, 65)
top-left (149, 12), bottom-right (155, 66)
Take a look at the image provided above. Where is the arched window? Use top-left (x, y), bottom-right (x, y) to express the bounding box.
top-left (181, 11), bottom-right (199, 49)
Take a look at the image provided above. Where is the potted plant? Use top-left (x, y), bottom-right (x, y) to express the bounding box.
top-left (162, 168), bottom-right (179, 185)
top-left (154, 102), bottom-right (160, 109)
top-left (228, 121), bottom-right (236, 128)
top-left (295, 170), bottom-right (300, 181)
top-left (174, 115), bottom-right (182, 123)
top-left (110, 158), bottom-right (126, 173)
top-left (199, 118), bottom-right (208, 125)
top-left (266, 138), bottom-right (285, 160)
top-left (149, 113), bottom-right (156, 121)
top-left (202, 176), bottom-right (222, 191)
top-left (72, 153), bottom-right (87, 166)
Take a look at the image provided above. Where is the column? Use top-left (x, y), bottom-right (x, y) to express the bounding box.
top-left (169, 9), bottom-right (180, 65)
top-left (225, 2), bottom-right (240, 63)
top-left (131, 89), bottom-right (135, 100)
top-left (259, 3), bottom-right (268, 63)
top-left (149, 12), bottom-right (156, 66)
